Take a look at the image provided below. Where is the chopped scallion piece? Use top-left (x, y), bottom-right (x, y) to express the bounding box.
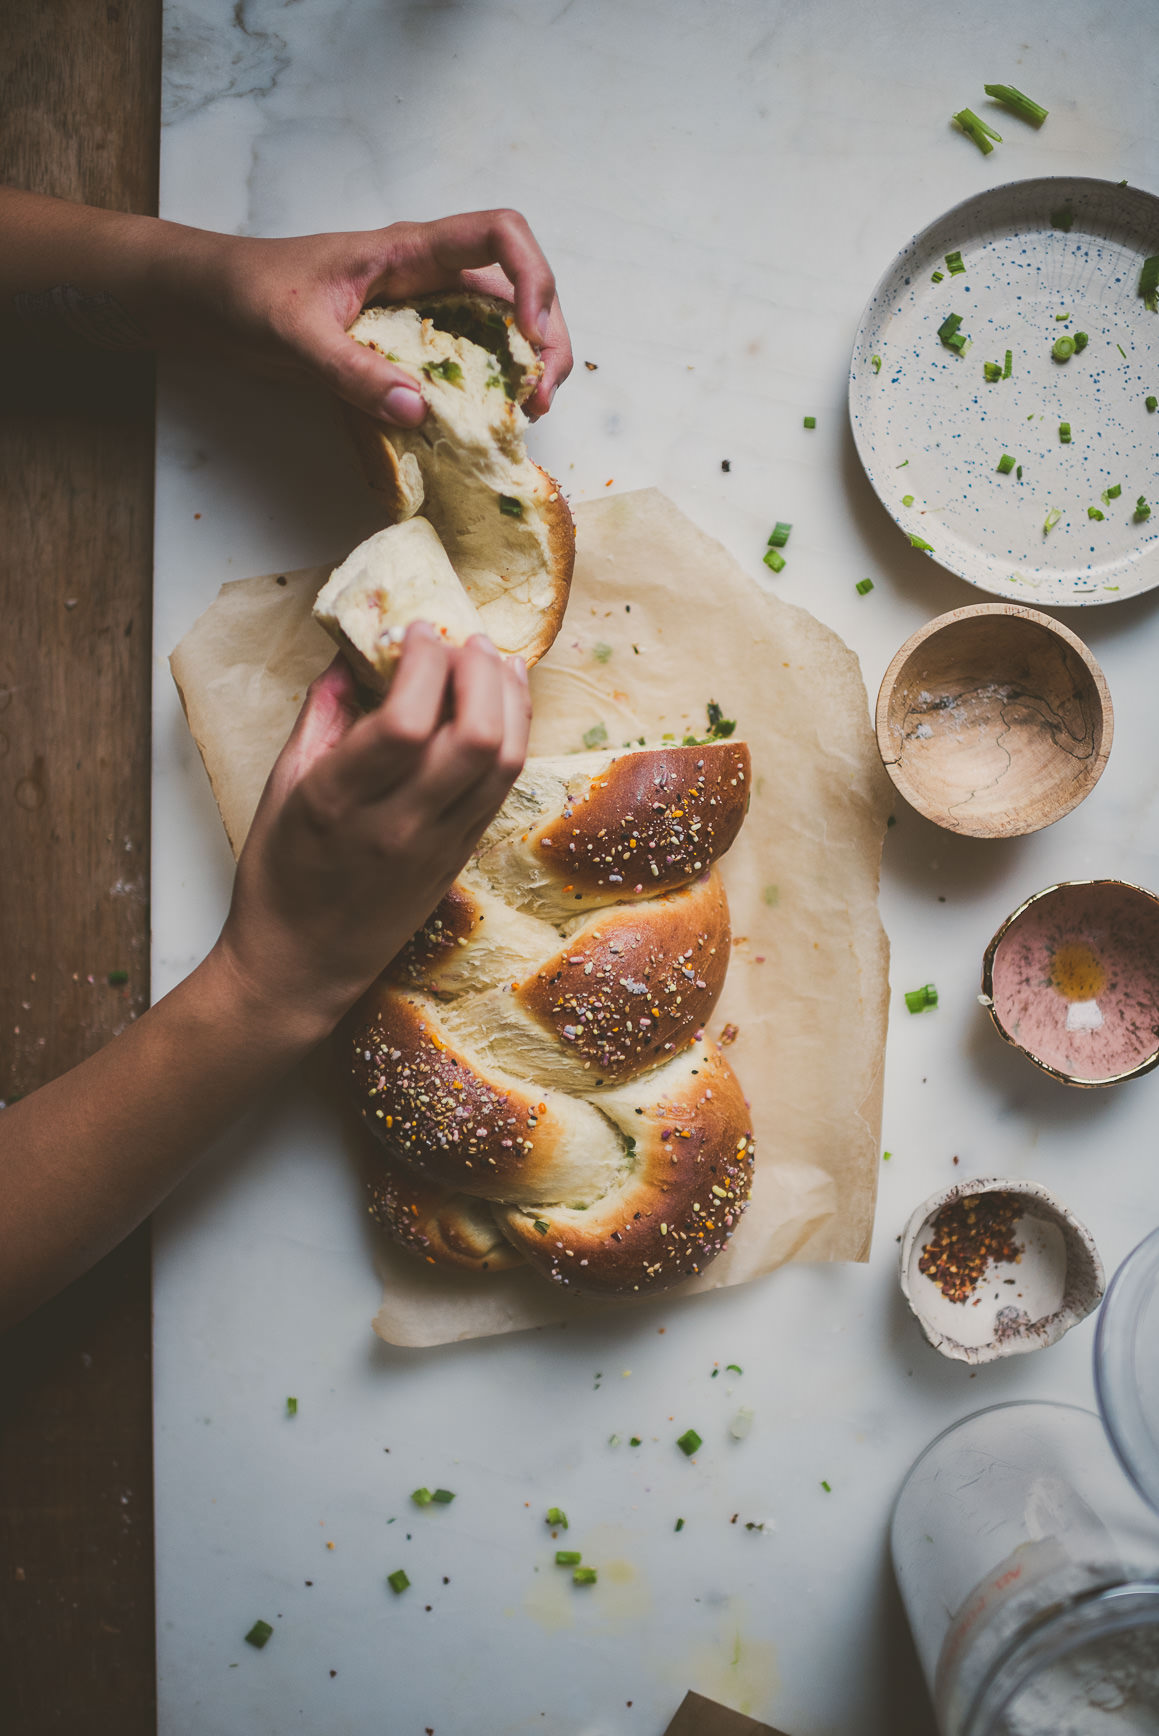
top-left (1118, 344), bottom-right (1127, 359)
top-left (870, 354), bottom-right (882, 374)
top-left (1051, 206), bottom-right (1075, 232)
top-left (952, 109), bottom-right (1002, 154)
top-left (1103, 484), bottom-right (1122, 502)
top-left (1135, 496), bottom-right (1151, 522)
top-left (245, 1620), bottom-right (274, 1649)
top-left (763, 547), bottom-right (786, 574)
top-left (725, 1364), bottom-right (743, 1374)
top-left (107, 968), bottom-right (128, 985)
top-left (1043, 507), bottom-right (1063, 535)
top-left (855, 578), bottom-right (874, 595)
top-left (909, 534), bottom-right (935, 552)
top-left (1052, 334), bottom-right (1076, 361)
top-left (767, 522), bottom-right (792, 548)
top-left (902, 493), bottom-right (915, 506)
top-left (285, 1396), bottom-right (298, 1416)
top-left (674, 1517), bottom-right (685, 1532)
top-left (983, 361), bottom-right (1002, 382)
top-left (1147, 396), bottom-right (1158, 412)
top-left (803, 415), bottom-right (816, 429)
top-left (997, 454), bottom-right (1015, 474)
top-left (676, 1429), bottom-right (702, 1457)
top-left (904, 983), bottom-right (938, 1014)
top-left (983, 83), bottom-right (1049, 127)
top-left (1055, 311), bottom-right (1071, 321)
top-left (573, 1567), bottom-right (598, 1585)
top-left (629, 1436), bottom-right (642, 1447)
top-left (546, 1507), bottom-right (568, 1529)
top-left (431, 1489), bottom-right (455, 1505)
top-left (498, 494), bottom-right (523, 517)
top-left (931, 270), bottom-right (944, 283)
top-left (938, 312), bottom-right (965, 351)
top-left (945, 250), bottom-right (966, 275)
top-left (555, 1550), bottom-right (582, 1566)
top-left (1139, 256), bottom-right (1159, 314)
top-left (423, 358), bottom-right (463, 386)
top-left (821, 1480), bottom-right (833, 1493)
top-left (411, 1487), bottom-right (433, 1507)
top-left (1003, 349), bottom-right (1013, 378)
top-left (533, 1218), bottom-right (549, 1234)
top-left (582, 722), bottom-right (607, 750)
top-left (387, 1570), bottom-right (410, 1594)
top-left (1016, 466), bottom-right (1022, 480)
top-left (1073, 332), bottom-right (1089, 352)
top-left (1088, 507), bottom-right (1105, 521)
top-left (1059, 422), bottom-right (1072, 443)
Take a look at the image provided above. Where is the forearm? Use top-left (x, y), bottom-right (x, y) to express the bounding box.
top-left (0, 941), bottom-right (335, 1328)
top-left (0, 186), bottom-right (224, 349)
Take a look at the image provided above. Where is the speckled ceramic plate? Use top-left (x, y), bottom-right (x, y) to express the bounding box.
top-left (850, 177), bottom-right (1159, 606)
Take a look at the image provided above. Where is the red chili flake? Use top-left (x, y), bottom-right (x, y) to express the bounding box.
top-left (918, 1194), bottom-right (1023, 1304)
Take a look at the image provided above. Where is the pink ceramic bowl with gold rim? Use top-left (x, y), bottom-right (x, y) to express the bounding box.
top-left (982, 879), bottom-right (1159, 1087)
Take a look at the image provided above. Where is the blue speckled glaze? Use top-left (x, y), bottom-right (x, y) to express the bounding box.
top-left (849, 177), bottom-right (1159, 606)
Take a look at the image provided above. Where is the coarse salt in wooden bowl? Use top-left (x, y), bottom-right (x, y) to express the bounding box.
top-left (899, 1177), bottom-right (1104, 1365)
top-left (875, 602), bottom-right (1112, 838)
top-left (981, 879), bottom-right (1159, 1086)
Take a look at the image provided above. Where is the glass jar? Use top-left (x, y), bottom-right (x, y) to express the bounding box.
top-left (1096, 1225), bottom-right (1159, 1516)
top-left (891, 1401), bottom-right (1159, 1734)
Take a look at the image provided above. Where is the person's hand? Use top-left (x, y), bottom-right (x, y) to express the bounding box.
top-left (169, 207), bottom-right (572, 425)
top-left (216, 624), bottom-right (531, 1037)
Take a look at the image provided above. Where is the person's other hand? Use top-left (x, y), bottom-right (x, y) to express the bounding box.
top-left (217, 624), bottom-right (531, 1034)
top-left (176, 208), bottom-right (572, 426)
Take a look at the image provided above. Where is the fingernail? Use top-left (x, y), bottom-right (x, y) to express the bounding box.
top-left (469, 634), bottom-right (500, 658)
top-left (536, 306), bottom-right (553, 344)
top-left (408, 620), bottom-right (436, 641)
top-left (511, 654), bottom-right (530, 685)
top-left (381, 386), bottom-right (426, 427)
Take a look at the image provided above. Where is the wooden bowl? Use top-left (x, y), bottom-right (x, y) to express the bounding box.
top-left (875, 603), bottom-right (1112, 837)
top-left (981, 879), bottom-right (1159, 1086)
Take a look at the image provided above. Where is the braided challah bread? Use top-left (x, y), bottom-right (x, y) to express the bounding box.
top-left (346, 738), bottom-right (756, 1297)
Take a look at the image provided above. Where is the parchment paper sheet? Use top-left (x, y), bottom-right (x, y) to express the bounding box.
top-left (170, 489), bottom-right (891, 1346)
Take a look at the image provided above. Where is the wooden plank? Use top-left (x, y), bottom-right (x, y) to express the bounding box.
top-left (0, 2), bottom-right (160, 1730)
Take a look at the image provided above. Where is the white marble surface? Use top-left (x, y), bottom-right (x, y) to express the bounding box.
top-left (152, 4), bottom-right (1159, 1732)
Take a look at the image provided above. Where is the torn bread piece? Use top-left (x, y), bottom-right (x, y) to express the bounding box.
top-left (341, 293), bottom-right (574, 666)
top-left (313, 519), bottom-right (486, 692)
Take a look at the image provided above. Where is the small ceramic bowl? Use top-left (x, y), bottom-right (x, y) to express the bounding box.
top-left (899, 1177), bottom-right (1104, 1365)
top-left (875, 602), bottom-right (1112, 838)
top-left (981, 879), bottom-right (1159, 1086)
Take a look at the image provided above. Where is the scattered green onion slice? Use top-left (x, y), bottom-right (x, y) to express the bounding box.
top-left (1059, 422), bottom-right (1072, 443)
top-left (938, 312), bottom-right (965, 349)
top-left (909, 534), bottom-right (934, 552)
top-left (1053, 335), bottom-right (1076, 361)
top-left (674, 1518), bottom-right (685, 1532)
top-left (901, 493), bottom-right (915, 506)
top-left (1016, 466), bottom-right (1022, 480)
top-left (1118, 344), bottom-right (1128, 359)
top-left (431, 1489), bottom-right (455, 1505)
top-left (1003, 349), bottom-right (1013, 378)
top-left (1043, 507), bottom-right (1063, 535)
top-left (412, 1487), bottom-right (433, 1507)
top-left (1135, 497), bottom-right (1152, 523)
top-left (945, 250), bottom-right (966, 275)
top-left (1088, 507), bottom-right (1105, 521)
top-left (997, 454), bottom-right (1016, 475)
top-left (855, 578), bottom-right (874, 595)
top-left (1147, 396), bottom-right (1158, 412)
top-left (1073, 332), bottom-right (1089, 352)
top-left (555, 1550), bottom-right (582, 1566)
top-left (285, 1396), bottom-right (298, 1416)
top-left (930, 270), bottom-right (944, 283)
top-left (983, 361), bottom-right (1002, 383)
top-left (546, 1507), bottom-right (568, 1529)
top-left (904, 983), bottom-right (938, 1014)
top-left (725, 1364), bottom-right (743, 1374)
top-left (983, 83), bottom-right (1049, 127)
top-left (533, 1218), bottom-right (549, 1234)
top-left (1055, 311), bottom-right (1071, 321)
top-left (1103, 484), bottom-right (1122, 503)
top-left (803, 415), bottom-right (816, 429)
top-left (245, 1620), bottom-right (274, 1649)
top-left (1051, 206), bottom-right (1075, 232)
top-left (1139, 256), bottom-right (1159, 314)
top-left (763, 547), bottom-right (786, 574)
top-left (767, 521), bottom-right (792, 548)
top-left (952, 109), bottom-right (1002, 154)
top-left (582, 722), bottom-right (607, 750)
top-left (498, 494), bottom-right (523, 517)
top-left (871, 354), bottom-right (882, 374)
top-left (821, 1480), bottom-right (833, 1493)
top-left (676, 1429), bottom-right (702, 1457)
top-left (423, 358), bottom-right (463, 386)
top-left (629, 1436), bottom-right (642, 1447)
top-left (107, 968), bottom-right (129, 985)
top-left (573, 1567), bottom-right (598, 1585)
top-left (387, 1570), bottom-right (410, 1595)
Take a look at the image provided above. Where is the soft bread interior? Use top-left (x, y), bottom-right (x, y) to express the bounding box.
top-left (313, 519), bottom-right (486, 692)
top-left (343, 295), bottom-right (573, 666)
